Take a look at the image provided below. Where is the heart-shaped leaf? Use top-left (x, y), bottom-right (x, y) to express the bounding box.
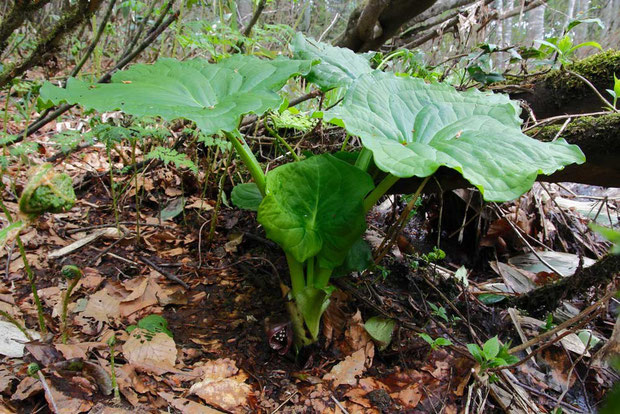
top-left (41, 56), bottom-right (313, 135)
top-left (257, 154), bottom-right (373, 268)
top-left (231, 182), bottom-right (263, 211)
top-left (326, 71), bottom-right (585, 201)
top-left (291, 33), bottom-right (373, 91)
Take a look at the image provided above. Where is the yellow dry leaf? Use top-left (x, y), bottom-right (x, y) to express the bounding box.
top-left (81, 289), bottom-right (120, 323)
top-left (189, 359), bottom-right (252, 412)
top-left (122, 329), bottom-right (177, 370)
top-left (323, 342), bottom-right (375, 387)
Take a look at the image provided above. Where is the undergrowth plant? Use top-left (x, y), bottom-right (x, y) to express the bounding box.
top-left (39, 33), bottom-right (585, 349)
top-left (0, 163), bottom-right (76, 334)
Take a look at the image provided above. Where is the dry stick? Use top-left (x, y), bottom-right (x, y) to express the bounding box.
top-left (566, 70), bottom-right (619, 113)
top-left (71, 0), bottom-right (118, 77)
top-left (522, 111), bottom-right (608, 132)
top-left (492, 203), bottom-right (565, 276)
top-left (137, 254), bottom-right (189, 289)
top-left (374, 176), bottom-right (431, 264)
top-left (14, 9), bottom-right (180, 142)
top-left (37, 370), bottom-right (59, 414)
top-left (490, 307), bottom-right (600, 372)
top-left (508, 288), bottom-right (615, 356)
top-left (242, 0), bottom-right (267, 36)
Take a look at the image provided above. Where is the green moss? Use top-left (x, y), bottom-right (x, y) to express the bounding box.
top-left (545, 50), bottom-right (620, 92)
top-left (528, 113), bottom-right (620, 154)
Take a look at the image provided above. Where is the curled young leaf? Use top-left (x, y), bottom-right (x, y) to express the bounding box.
top-left (19, 163), bottom-right (76, 216)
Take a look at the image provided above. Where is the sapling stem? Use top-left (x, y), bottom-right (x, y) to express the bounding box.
top-left (355, 147), bottom-right (373, 172)
top-left (374, 175), bottom-right (431, 264)
top-left (107, 335), bottom-right (120, 402)
top-left (60, 266), bottom-right (82, 344)
top-left (363, 173), bottom-right (400, 212)
top-left (286, 253), bottom-right (305, 297)
top-left (264, 121), bottom-right (300, 161)
top-left (0, 310), bottom-right (32, 340)
top-left (16, 235), bottom-right (46, 334)
top-left (224, 130), bottom-right (266, 195)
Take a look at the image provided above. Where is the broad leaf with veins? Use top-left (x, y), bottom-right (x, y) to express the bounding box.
top-left (326, 71), bottom-right (585, 201)
top-left (291, 32), bottom-right (373, 91)
top-left (41, 56), bottom-right (313, 135)
top-left (257, 154), bottom-right (373, 269)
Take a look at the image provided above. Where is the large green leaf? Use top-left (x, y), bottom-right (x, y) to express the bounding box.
top-left (326, 71), bottom-right (585, 201)
top-left (257, 154), bottom-right (373, 268)
top-left (291, 33), bottom-right (373, 91)
top-left (40, 56), bottom-right (312, 135)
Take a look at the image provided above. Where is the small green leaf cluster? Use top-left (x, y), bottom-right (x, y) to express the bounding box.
top-left (145, 147), bottom-right (198, 174)
top-left (467, 336), bottom-right (519, 371)
top-left (605, 73), bottom-right (620, 110)
top-left (418, 333), bottom-right (453, 351)
top-left (127, 314), bottom-right (173, 338)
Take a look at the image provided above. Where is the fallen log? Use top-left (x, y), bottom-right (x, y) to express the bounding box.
top-left (506, 50), bottom-right (620, 119)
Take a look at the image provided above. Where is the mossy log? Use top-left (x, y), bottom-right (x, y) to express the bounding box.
top-left (506, 254), bottom-right (620, 317)
top-left (507, 50), bottom-right (620, 119)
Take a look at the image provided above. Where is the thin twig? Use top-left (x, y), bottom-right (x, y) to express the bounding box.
top-left (137, 254), bottom-right (189, 289)
top-left (566, 70), bottom-right (619, 113)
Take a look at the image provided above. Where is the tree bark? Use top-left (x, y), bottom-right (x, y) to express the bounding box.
top-left (335, 0), bottom-right (438, 52)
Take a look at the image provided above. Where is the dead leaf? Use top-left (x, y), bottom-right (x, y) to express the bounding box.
top-left (224, 233), bottom-right (243, 253)
top-left (343, 310), bottom-right (372, 354)
top-left (392, 383), bottom-right (422, 408)
top-left (45, 384), bottom-right (93, 414)
top-left (11, 377), bottom-right (42, 401)
top-left (81, 289), bottom-right (120, 323)
top-left (160, 392), bottom-right (226, 414)
top-left (189, 358), bottom-right (252, 412)
top-left (323, 342), bottom-right (375, 387)
top-left (122, 329), bottom-right (177, 371)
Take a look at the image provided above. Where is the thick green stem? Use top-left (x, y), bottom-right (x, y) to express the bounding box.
top-left (314, 266), bottom-right (333, 290)
top-left (16, 235), bottom-right (46, 334)
top-left (286, 253), bottom-right (305, 297)
top-left (225, 130), bottom-right (266, 195)
top-left (355, 147), bottom-right (373, 172)
top-left (363, 173), bottom-right (400, 213)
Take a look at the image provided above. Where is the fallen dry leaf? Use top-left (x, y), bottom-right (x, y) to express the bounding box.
top-left (122, 329), bottom-right (177, 370)
top-left (189, 358), bottom-right (252, 412)
top-left (160, 392), bottom-right (225, 414)
top-left (81, 289), bottom-right (121, 323)
top-left (323, 342), bottom-right (375, 387)
top-left (44, 384), bottom-right (93, 414)
top-left (391, 383), bottom-right (422, 408)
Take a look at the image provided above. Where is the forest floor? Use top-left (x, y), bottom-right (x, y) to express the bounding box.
top-left (0, 110), bottom-right (619, 414)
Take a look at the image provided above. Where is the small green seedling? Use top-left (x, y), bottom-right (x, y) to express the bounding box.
top-left (418, 333), bottom-right (453, 352)
top-left (605, 74), bottom-right (620, 110)
top-left (429, 303), bottom-right (449, 323)
top-left (467, 336), bottom-right (519, 372)
top-left (60, 265), bottom-right (83, 344)
top-left (127, 314), bottom-right (173, 338)
top-left (536, 35), bottom-right (602, 66)
top-left (107, 335), bottom-right (120, 402)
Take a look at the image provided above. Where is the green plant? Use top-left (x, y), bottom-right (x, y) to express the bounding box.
top-left (467, 336), bottom-right (519, 371)
top-left (536, 34), bottom-right (602, 66)
top-left (39, 34), bottom-right (585, 349)
top-left (0, 163), bottom-right (76, 334)
top-left (60, 265), bottom-right (83, 344)
top-left (428, 302), bottom-right (449, 323)
top-left (418, 333), bottom-right (453, 352)
top-left (107, 335), bottom-right (120, 402)
top-left (605, 73), bottom-right (620, 110)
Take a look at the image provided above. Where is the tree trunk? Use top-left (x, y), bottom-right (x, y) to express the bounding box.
top-left (335, 0), bottom-right (438, 52)
top-left (527, 2), bottom-right (545, 41)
